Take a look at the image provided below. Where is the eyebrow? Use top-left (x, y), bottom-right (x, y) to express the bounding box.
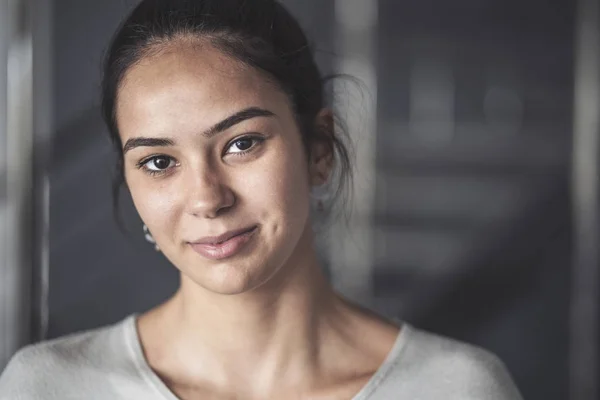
top-left (122, 107), bottom-right (275, 154)
top-left (122, 137), bottom-right (174, 154)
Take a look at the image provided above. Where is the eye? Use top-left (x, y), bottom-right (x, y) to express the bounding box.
top-left (225, 136), bottom-right (263, 155)
top-left (139, 155), bottom-right (177, 173)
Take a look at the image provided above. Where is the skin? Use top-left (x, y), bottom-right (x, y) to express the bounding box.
top-left (116, 40), bottom-right (400, 400)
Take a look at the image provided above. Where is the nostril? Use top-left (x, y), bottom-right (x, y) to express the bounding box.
top-left (188, 185), bottom-right (236, 219)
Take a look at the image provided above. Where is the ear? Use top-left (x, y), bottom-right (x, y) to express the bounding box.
top-left (309, 108), bottom-right (335, 187)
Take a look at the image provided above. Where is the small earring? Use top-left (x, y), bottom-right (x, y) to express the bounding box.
top-left (143, 224), bottom-right (160, 252)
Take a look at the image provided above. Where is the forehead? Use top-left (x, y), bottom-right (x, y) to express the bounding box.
top-left (116, 42), bottom-right (288, 137)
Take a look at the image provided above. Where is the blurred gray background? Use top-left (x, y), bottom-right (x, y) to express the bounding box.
top-left (0, 0), bottom-right (589, 399)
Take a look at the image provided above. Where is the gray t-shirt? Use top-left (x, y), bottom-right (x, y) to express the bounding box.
top-left (0, 315), bottom-right (523, 399)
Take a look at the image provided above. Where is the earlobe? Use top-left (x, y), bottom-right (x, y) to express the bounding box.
top-left (310, 144), bottom-right (332, 186)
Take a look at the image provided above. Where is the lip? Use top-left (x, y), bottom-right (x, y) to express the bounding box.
top-left (189, 226), bottom-right (257, 260)
top-left (192, 226), bottom-right (257, 245)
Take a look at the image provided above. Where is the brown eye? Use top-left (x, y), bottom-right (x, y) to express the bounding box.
top-left (232, 138), bottom-right (253, 151)
top-left (225, 136), bottom-right (264, 155)
top-left (143, 155), bottom-right (175, 172)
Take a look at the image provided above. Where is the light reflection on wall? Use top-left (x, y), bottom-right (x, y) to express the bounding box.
top-left (329, 0), bottom-right (378, 302)
top-left (0, 0), bottom-right (34, 370)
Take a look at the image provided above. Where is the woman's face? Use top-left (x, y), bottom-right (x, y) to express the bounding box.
top-left (116, 43), bottom-right (326, 294)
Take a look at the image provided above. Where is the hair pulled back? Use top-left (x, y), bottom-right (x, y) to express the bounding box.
top-left (101, 0), bottom-right (352, 220)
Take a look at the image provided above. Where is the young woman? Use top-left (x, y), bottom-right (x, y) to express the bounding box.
top-left (0, 0), bottom-right (523, 399)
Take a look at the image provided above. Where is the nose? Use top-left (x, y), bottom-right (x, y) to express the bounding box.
top-left (186, 168), bottom-right (235, 219)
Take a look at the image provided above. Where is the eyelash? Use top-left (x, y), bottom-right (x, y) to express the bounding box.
top-left (135, 156), bottom-right (177, 177)
top-left (135, 134), bottom-right (265, 177)
top-left (223, 134), bottom-right (265, 157)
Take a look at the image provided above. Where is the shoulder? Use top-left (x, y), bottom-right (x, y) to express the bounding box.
top-left (0, 318), bottom-right (132, 399)
top-left (379, 325), bottom-right (523, 399)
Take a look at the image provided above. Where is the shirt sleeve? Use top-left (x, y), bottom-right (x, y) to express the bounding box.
top-left (464, 350), bottom-right (524, 400)
top-left (0, 346), bottom-right (54, 400)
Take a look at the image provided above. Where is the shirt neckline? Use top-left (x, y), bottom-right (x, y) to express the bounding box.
top-left (122, 314), bottom-right (411, 400)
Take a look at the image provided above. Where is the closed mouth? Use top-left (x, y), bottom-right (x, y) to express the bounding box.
top-left (191, 226), bottom-right (257, 246)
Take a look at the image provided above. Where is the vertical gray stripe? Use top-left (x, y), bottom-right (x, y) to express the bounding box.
top-left (571, 0), bottom-right (600, 398)
top-left (329, 0), bottom-right (378, 302)
top-left (31, 0), bottom-right (53, 342)
top-left (0, 0), bottom-right (34, 370)
top-left (0, 0), bottom-right (11, 371)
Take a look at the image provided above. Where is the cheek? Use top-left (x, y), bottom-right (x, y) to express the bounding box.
top-left (238, 143), bottom-right (311, 223)
top-left (128, 178), bottom-right (181, 232)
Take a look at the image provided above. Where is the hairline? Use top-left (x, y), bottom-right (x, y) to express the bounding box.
top-left (112, 32), bottom-right (300, 145)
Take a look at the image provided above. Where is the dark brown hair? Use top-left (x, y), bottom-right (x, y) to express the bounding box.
top-left (101, 0), bottom-right (352, 221)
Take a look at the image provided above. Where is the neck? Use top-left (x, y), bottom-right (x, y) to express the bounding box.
top-left (148, 228), bottom-right (347, 393)
top-left (177, 247), bottom-right (336, 355)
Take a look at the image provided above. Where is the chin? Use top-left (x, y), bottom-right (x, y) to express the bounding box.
top-left (187, 259), bottom-right (276, 295)
top-left (176, 222), bottom-right (308, 296)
